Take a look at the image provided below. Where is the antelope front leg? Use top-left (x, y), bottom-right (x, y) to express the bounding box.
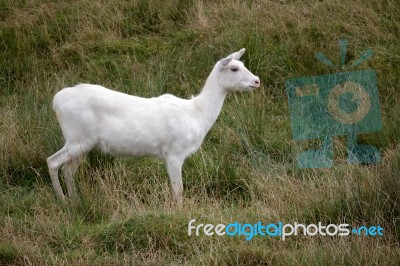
top-left (165, 156), bottom-right (184, 207)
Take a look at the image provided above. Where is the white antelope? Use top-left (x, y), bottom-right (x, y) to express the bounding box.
top-left (47, 48), bottom-right (260, 205)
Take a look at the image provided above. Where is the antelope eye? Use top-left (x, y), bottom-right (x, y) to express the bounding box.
top-left (230, 67), bottom-right (239, 72)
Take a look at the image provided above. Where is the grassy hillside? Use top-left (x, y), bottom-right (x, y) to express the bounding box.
top-left (1, 0), bottom-right (399, 264)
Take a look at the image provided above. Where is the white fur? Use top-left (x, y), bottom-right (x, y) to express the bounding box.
top-left (47, 48), bottom-right (260, 205)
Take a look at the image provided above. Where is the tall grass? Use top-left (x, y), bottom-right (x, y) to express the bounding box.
top-left (1, 0), bottom-right (399, 264)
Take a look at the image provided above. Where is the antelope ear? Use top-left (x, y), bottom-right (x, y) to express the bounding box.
top-left (227, 48), bottom-right (246, 60)
top-left (220, 57), bottom-right (233, 68)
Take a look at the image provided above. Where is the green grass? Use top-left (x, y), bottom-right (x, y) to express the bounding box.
top-left (1, 0), bottom-right (400, 264)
